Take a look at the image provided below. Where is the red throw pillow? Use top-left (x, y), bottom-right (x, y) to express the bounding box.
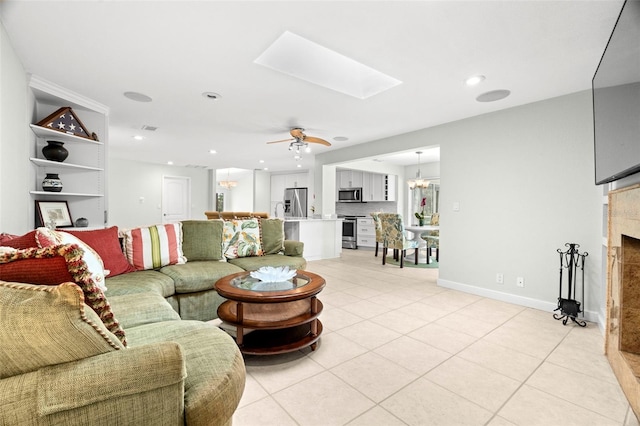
top-left (0, 255), bottom-right (73, 285)
top-left (0, 230), bottom-right (38, 249)
top-left (0, 244), bottom-right (127, 346)
top-left (66, 227), bottom-right (135, 277)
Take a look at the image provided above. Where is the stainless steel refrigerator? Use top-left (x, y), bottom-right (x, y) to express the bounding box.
top-left (284, 187), bottom-right (308, 218)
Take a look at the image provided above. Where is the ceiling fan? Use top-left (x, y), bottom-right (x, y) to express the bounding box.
top-left (266, 128), bottom-right (331, 149)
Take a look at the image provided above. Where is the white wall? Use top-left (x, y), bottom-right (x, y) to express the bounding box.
top-left (253, 170), bottom-right (270, 213)
top-left (0, 21), bottom-right (31, 233)
top-left (109, 158), bottom-right (211, 228)
top-left (439, 91), bottom-right (602, 319)
top-left (316, 91), bottom-right (603, 321)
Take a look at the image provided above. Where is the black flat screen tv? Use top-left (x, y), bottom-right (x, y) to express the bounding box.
top-left (593, 0), bottom-right (640, 185)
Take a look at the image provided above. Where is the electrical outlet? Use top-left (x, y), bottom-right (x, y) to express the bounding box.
top-left (496, 273), bottom-right (504, 284)
top-left (517, 277), bottom-right (525, 287)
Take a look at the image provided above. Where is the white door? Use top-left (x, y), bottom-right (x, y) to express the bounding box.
top-left (162, 176), bottom-right (191, 223)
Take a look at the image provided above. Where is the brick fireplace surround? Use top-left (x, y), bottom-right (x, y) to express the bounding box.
top-left (607, 183), bottom-right (640, 417)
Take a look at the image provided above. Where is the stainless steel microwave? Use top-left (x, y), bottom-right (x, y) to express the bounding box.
top-left (338, 188), bottom-right (363, 203)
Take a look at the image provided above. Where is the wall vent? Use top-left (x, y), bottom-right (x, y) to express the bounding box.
top-left (141, 125), bottom-right (158, 131)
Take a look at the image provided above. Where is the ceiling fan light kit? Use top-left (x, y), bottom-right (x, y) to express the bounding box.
top-left (267, 127), bottom-right (330, 161)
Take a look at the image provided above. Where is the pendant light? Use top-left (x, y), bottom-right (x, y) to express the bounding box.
top-left (219, 168), bottom-right (237, 190)
top-left (407, 151), bottom-right (430, 190)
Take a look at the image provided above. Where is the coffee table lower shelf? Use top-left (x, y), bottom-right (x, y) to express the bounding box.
top-left (232, 321), bottom-right (323, 355)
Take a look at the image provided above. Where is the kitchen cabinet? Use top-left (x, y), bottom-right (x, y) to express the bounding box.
top-left (361, 172), bottom-right (396, 202)
top-left (271, 173), bottom-right (308, 202)
top-left (356, 217), bottom-right (376, 248)
top-left (337, 170), bottom-right (363, 189)
top-left (284, 172), bottom-right (307, 189)
top-left (29, 75), bottom-right (108, 229)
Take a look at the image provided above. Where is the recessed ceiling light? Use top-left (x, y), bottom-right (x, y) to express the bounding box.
top-left (333, 136), bottom-right (349, 142)
top-left (259, 160), bottom-right (264, 163)
top-left (133, 135), bottom-right (144, 141)
top-left (476, 89), bottom-right (511, 102)
top-left (255, 31), bottom-right (401, 99)
top-left (167, 161), bottom-right (174, 165)
top-left (263, 167), bottom-right (269, 171)
top-left (202, 92), bottom-right (222, 100)
top-left (209, 149), bottom-right (217, 154)
top-left (124, 91), bottom-right (152, 102)
top-left (297, 164), bottom-right (302, 168)
top-left (465, 75), bottom-right (485, 86)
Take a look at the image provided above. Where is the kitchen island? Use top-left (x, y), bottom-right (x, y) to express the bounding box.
top-left (283, 217), bottom-right (343, 261)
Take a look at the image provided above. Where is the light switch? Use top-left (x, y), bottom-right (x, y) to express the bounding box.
top-left (453, 202), bottom-right (460, 211)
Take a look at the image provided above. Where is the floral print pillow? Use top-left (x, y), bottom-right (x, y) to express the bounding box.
top-left (222, 219), bottom-right (263, 259)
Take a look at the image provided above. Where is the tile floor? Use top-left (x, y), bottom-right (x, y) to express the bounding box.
top-left (232, 249), bottom-right (639, 426)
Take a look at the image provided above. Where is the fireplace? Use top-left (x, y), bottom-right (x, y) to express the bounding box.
top-left (606, 184), bottom-right (640, 416)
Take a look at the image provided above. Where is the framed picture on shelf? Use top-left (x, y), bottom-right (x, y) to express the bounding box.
top-left (35, 200), bottom-right (73, 228)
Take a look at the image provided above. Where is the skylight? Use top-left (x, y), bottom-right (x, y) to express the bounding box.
top-left (254, 31), bottom-right (402, 99)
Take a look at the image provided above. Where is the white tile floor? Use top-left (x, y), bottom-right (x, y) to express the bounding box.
top-left (232, 249), bottom-right (639, 426)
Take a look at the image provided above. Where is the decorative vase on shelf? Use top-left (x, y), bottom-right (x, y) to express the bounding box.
top-left (75, 217), bottom-right (89, 227)
top-left (42, 140), bottom-right (68, 162)
top-left (42, 173), bottom-right (63, 192)
top-left (418, 218), bottom-right (425, 226)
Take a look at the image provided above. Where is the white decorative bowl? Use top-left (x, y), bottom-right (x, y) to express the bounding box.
top-left (250, 266), bottom-right (297, 282)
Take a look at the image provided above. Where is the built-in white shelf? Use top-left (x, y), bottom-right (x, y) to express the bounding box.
top-left (30, 124), bottom-right (103, 145)
top-left (30, 191), bottom-right (104, 198)
top-left (30, 158), bottom-right (103, 171)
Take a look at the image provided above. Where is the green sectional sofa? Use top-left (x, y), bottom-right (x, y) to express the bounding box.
top-left (0, 216), bottom-right (306, 425)
top-left (105, 218), bottom-right (306, 321)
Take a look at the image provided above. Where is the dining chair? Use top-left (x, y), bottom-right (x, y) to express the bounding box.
top-left (370, 212), bottom-right (383, 257)
top-left (421, 212), bottom-right (439, 263)
top-left (378, 213), bottom-right (419, 268)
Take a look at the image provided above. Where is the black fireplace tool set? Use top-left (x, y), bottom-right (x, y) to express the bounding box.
top-left (553, 243), bottom-right (588, 327)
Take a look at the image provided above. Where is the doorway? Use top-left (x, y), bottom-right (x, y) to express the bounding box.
top-left (162, 176), bottom-right (191, 223)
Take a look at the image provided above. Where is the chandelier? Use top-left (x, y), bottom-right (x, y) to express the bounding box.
top-left (219, 169), bottom-right (237, 190)
top-left (407, 151), bottom-right (430, 190)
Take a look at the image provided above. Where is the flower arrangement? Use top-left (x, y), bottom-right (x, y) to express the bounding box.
top-left (414, 197), bottom-right (427, 225)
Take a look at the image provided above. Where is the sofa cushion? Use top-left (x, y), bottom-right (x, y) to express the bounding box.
top-left (0, 230), bottom-right (37, 249)
top-left (66, 226), bottom-right (136, 277)
top-left (181, 220), bottom-right (223, 261)
top-left (108, 292), bottom-right (181, 329)
top-left (35, 227), bottom-right (108, 291)
top-left (160, 261), bottom-right (243, 293)
top-left (124, 320), bottom-right (245, 426)
top-left (0, 244), bottom-right (126, 346)
top-left (123, 223), bottom-right (186, 271)
top-left (105, 270), bottom-right (176, 298)
top-left (222, 218), bottom-right (263, 259)
top-left (0, 281), bottom-right (124, 380)
top-left (260, 218), bottom-right (285, 255)
top-left (228, 253), bottom-right (307, 271)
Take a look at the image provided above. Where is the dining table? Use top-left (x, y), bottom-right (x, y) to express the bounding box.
top-left (404, 224), bottom-right (439, 264)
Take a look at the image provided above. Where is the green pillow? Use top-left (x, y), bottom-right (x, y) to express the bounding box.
top-left (181, 220), bottom-right (224, 261)
top-left (260, 218), bottom-right (285, 255)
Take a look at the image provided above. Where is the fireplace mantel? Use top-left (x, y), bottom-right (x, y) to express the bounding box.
top-left (606, 183), bottom-right (640, 416)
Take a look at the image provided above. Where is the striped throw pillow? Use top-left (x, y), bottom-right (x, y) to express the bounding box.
top-left (123, 223), bottom-right (186, 271)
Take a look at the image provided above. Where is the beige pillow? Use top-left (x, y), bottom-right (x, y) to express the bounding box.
top-left (0, 281), bottom-right (124, 380)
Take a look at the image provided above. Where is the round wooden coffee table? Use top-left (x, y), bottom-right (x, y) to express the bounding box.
top-left (214, 270), bottom-right (325, 355)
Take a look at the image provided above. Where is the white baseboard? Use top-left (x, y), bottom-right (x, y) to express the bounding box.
top-left (437, 278), bottom-right (604, 329)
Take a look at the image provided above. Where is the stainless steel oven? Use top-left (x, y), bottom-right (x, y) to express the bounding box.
top-left (342, 217), bottom-right (357, 249)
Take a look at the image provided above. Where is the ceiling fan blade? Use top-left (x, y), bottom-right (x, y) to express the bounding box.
top-left (266, 138), bottom-right (294, 144)
top-left (304, 136), bottom-right (331, 146)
